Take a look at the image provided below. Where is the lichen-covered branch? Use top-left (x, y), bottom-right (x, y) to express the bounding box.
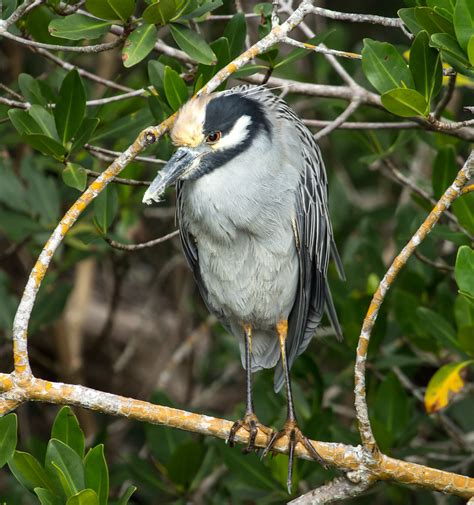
top-left (353, 151), bottom-right (474, 454)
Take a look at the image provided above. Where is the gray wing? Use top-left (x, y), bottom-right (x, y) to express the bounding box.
top-left (176, 182), bottom-right (232, 333)
top-left (252, 91), bottom-right (344, 392)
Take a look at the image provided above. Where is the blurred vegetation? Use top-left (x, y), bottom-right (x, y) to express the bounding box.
top-left (0, 0), bottom-right (473, 503)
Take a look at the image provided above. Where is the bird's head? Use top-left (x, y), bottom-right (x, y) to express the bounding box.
top-left (142, 91), bottom-right (271, 204)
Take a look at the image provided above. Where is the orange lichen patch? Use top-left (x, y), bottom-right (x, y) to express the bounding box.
top-left (90, 180), bottom-right (106, 192)
top-left (170, 96), bottom-right (210, 148)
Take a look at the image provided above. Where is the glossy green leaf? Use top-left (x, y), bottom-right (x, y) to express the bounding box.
top-left (453, 0), bottom-right (474, 50)
top-left (416, 307), bottom-right (463, 353)
top-left (430, 33), bottom-right (471, 66)
top-left (85, 0), bottom-right (134, 21)
top-left (55, 69), bottom-right (86, 145)
top-left (122, 23), bottom-right (157, 68)
top-left (414, 6), bottom-right (455, 36)
top-left (169, 23), bottom-right (216, 65)
top-left (452, 191), bottom-right (474, 235)
top-left (84, 445), bottom-right (109, 505)
top-left (0, 414), bottom-right (17, 468)
top-left (163, 65), bottom-right (188, 110)
top-left (231, 64), bottom-right (269, 78)
top-left (18, 73), bottom-right (48, 106)
top-left (67, 489), bottom-right (100, 505)
top-left (427, 0), bottom-right (455, 15)
top-left (148, 60), bottom-right (166, 96)
top-left (45, 439), bottom-right (85, 498)
top-left (398, 8), bottom-right (422, 35)
top-left (34, 488), bottom-right (63, 505)
top-left (143, 0), bottom-right (176, 25)
top-left (180, 0), bottom-right (222, 20)
top-left (49, 14), bottom-right (113, 40)
top-left (455, 246), bottom-right (474, 298)
top-left (70, 117), bottom-right (100, 155)
top-left (409, 30), bottom-right (442, 102)
top-left (455, 293), bottom-right (474, 354)
top-left (381, 88), bottom-right (428, 117)
top-left (8, 109), bottom-right (43, 136)
top-left (51, 407), bottom-right (85, 458)
top-left (8, 451), bottom-right (54, 492)
top-left (468, 34), bottom-right (474, 66)
top-left (223, 12), bottom-right (246, 58)
top-left (94, 185), bottom-right (119, 234)
top-left (22, 134), bottom-right (66, 159)
top-left (116, 485), bottom-right (136, 505)
top-left (432, 146), bottom-right (457, 199)
top-left (29, 105), bottom-right (59, 140)
top-left (361, 39), bottom-right (414, 94)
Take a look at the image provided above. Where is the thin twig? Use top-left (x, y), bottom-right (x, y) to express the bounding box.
top-left (354, 151), bottom-right (474, 454)
top-left (413, 250), bottom-right (454, 273)
top-left (434, 72), bottom-right (457, 119)
top-left (104, 230), bottom-right (179, 251)
top-left (85, 144), bottom-right (165, 165)
top-left (0, 0), bottom-right (44, 30)
top-left (313, 100), bottom-right (360, 140)
top-left (310, 6), bottom-right (403, 28)
top-left (283, 36), bottom-right (361, 60)
top-left (304, 120), bottom-right (418, 130)
top-left (85, 169), bottom-right (151, 187)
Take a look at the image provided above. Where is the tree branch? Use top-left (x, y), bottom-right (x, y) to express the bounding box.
top-left (354, 151), bottom-right (474, 454)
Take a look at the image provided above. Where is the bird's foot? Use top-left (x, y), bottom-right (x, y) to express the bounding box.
top-left (262, 419), bottom-right (326, 494)
top-left (227, 413), bottom-right (272, 453)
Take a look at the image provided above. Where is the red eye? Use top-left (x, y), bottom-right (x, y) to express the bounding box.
top-left (206, 130), bottom-right (221, 143)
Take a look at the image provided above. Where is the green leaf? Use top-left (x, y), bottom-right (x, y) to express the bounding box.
top-left (452, 191), bottom-right (474, 235)
top-left (455, 246), bottom-right (474, 298)
top-left (414, 6), bottom-right (455, 36)
top-left (55, 69), bottom-right (86, 145)
top-left (398, 8), bottom-right (422, 35)
top-left (416, 307), bottom-right (463, 353)
top-left (169, 23), bottom-right (216, 65)
top-left (22, 134), bottom-right (66, 159)
top-left (8, 109), bottom-right (43, 136)
top-left (94, 185), bottom-right (118, 234)
top-left (85, 0), bottom-right (134, 21)
top-left (67, 489), bottom-right (100, 505)
top-left (8, 451), bottom-right (54, 492)
top-left (223, 12), bottom-right (246, 58)
top-left (51, 407), bottom-right (85, 458)
top-left (455, 294), bottom-right (474, 354)
top-left (381, 88), bottom-right (429, 117)
top-left (430, 33), bottom-right (471, 66)
top-left (167, 441), bottom-right (205, 488)
top-left (163, 65), bottom-right (188, 111)
top-left (62, 163), bottom-right (88, 192)
top-left (18, 73), bottom-right (48, 106)
top-left (49, 14), bottom-right (113, 40)
top-left (232, 64), bottom-right (269, 78)
top-left (361, 39), bottom-right (414, 94)
top-left (84, 445), bottom-right (109, 505)
top-left (122, 23), bottom-right (157, 68)
top-left (34, 488), bottom-right (63, 505)
top-left (432, 146), bottom-right (457, 199)
top-left (148, 60), bottom-right (166, 96)
top-left (29, 105), bottom-right (60, 140)
top-left (468, 34), bottom-right (474, 66)
top-left (23, 163), bottom-right (60, 224)
top-left (0, 414), bottom-right (17, 468)
top-left (0, 160), bottom-right (29, 214)
top-left (116, 485), bottom-right (136, 505)
top-left (45, 439), bottom-right (85, 498)
top-left (425, 360), bottom-right (473, 413)
top-left (143, 0), bottom-right (176, 25)
top-left (70, 117), bottom-right (100, 155)
top-left (180, 0), bottom-right (222, 20)
top-left (409, 30), bottom-right (442, 102)
top-left (453, 0), bottom-right (474, 50)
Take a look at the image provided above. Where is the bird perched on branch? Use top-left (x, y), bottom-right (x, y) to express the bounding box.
top-left (143, 85), bottom-right (343, 493)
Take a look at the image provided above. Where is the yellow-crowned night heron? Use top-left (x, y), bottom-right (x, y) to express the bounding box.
top-left (143, 85), bottom-right (344, 493)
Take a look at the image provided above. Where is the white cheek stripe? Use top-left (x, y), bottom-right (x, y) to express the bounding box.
top-left (214, 115), bottom-right (252, 151)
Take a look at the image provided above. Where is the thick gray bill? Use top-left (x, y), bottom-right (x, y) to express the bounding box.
top-left (142, 148), bottom-right (198, 205)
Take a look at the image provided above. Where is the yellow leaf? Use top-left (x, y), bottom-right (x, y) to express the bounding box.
top-left (424, 360), bottom-right (473, 414)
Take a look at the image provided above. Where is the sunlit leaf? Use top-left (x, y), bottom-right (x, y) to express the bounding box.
top-left (169, 23), bottom-right (216, 65)
top-left (381, 88), bottom-right (428, 117)
top-left (122, 23), bottom-right (157, 68)
top-left (425, 360), bottom-right (473, 413)
top-left (455, 246), bottom-right (474, 299)
top-left (49, 14), bottom-right (112, 40)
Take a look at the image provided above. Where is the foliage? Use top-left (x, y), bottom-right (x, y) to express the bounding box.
top-left (0, 0), bottom-right (473, 503)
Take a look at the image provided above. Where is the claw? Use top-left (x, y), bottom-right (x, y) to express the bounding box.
top-left (262, 420), bottom-right (326, 494)
top-left (227, 413), bottom-right (271, 453)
